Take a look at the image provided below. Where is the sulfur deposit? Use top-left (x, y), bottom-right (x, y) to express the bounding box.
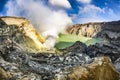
top-left (0, 16), bottom-right (47, 52)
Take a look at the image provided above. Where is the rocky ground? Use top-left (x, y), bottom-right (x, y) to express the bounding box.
top-left (0, 42), bottom-right (119, 80)
top-left (0, 17), bottom-right (120, 80)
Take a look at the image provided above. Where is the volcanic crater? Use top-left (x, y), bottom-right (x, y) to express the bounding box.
top-left (0, 16), bottom-right (120, 80)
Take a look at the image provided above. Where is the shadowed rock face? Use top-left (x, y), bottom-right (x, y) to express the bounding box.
top-left (0, 16), bottom-right (47, 52)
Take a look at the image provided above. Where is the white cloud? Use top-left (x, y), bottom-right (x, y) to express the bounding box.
top-left (77, 0), bottom-right (91, 4)
top-left (72, 0), bottom-right (120, 24)
top-left (5, 0), bottom-right (21, 16)
top-left (72, 4), bottom-right (120, 24)
top-left (72, 4), bottom-right (106, 23)
top-left (74, 0), bottom-right (107, 23)
top-left (48, 0), bottom-right (71, 8)
top-left (79, 5), bottom-right (104, 13)
top-left (107, 8), bottom-right (120, 20)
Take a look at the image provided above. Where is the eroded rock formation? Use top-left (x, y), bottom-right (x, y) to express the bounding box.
top-left (60, 57), bottom-right (119, 80)
top-left (68, 21), bottom-right (120, 38)
top-left (0, 16), bottom-right (46, 52)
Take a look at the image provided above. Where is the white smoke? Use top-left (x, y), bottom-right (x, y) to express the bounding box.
top-left (5, 0), bottom-right (72, 48)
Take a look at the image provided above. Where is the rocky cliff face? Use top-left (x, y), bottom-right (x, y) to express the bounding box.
top-left (0, 16), bottom-right (46, 52)
top-left (68, 21), bottom-right (120, 38)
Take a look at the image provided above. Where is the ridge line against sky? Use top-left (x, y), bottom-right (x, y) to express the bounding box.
top-left (0, 0), bottom-right (120, 24)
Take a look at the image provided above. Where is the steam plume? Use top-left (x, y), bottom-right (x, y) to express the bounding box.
top-left (5, 0), bottom-right (72, 48)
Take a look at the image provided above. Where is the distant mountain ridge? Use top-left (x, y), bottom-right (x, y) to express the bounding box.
top-left (68, 20), bottom-right (120, 38)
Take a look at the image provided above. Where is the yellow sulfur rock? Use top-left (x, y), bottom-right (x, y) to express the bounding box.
top-left (0, 16), bottom-right (48, 52)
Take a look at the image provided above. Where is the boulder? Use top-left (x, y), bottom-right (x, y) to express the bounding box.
top-left (59, 57), bottom-right (119, 80)
top-left (0, 67), bottom-right (12, 80)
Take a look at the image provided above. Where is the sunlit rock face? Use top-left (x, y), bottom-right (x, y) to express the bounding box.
top-left (61, 57), bottom-right (119, 80)
top-left (0, 16), bottom-right (46, 52)
top-left (0, 67), bottom-right (12, 80)
top-left (68, 20), bottom-right (120, 38)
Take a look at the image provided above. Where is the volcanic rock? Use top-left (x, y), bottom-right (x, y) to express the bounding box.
top-left (58, 57), bottom-right (119, 80)
top-left (0, 16), bottom-right (119, 80)
top-left (68, 20), bottom-right (120, 38)
top-left (0, 16), bottom-right (47, 52)
top-left (0, 67), bottom-right (12, 80)
top-left (63, 41), bottom-right (87, 53)
top-left (68, 20), bottom-right (120, 75)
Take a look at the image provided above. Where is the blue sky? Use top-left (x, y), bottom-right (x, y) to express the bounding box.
top-left (0, 0), bottom-right (120, 24)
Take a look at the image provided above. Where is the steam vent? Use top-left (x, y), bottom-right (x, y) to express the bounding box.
top-left (0, 16), bottom-right (120, 80)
